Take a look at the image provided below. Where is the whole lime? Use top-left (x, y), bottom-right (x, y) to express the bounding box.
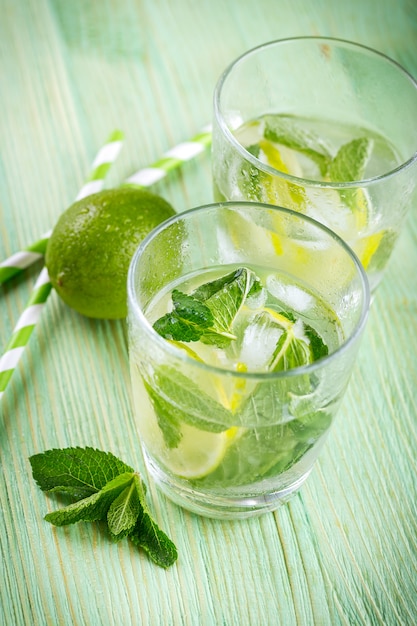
top-left (45, 187), bottom-right (176, 319)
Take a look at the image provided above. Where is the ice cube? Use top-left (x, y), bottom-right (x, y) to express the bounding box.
top-left (239, 311), bottom-right (283, 371)
top-left (246, 286), bottom-right (267, 310)
top-left (266, 275), bottom-right (313, 312)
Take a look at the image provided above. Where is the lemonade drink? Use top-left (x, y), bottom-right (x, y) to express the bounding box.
top-left (213, 113), bottom-right (403, 290)
top-left (130, 265), bottom-right (341, 494)
top-left (127, 203), bottom-right (370, 519)
top-left (212, 38), bottom-right (417, 292)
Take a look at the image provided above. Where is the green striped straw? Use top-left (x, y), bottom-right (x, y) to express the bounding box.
top-left (0, 130), bottom-right (125, 400)
top-left (0, 125), bottom-right (212, 285)
top-left (0, 267), bottom-right (53, 398)
top-left (123, 125), bottom-right (212, 187)
top-left (0, 125), bottom-right (212, 400)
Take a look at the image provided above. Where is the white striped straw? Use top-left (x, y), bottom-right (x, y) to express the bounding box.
top-left (123, 125), bottom-right (212, 188)
top-left (0, 268), bottom-right (52, 398)
top-left (0, 125), bottom-right (212, 285)
top-left (0, 130), bottom-right (125, 400)
top-left (0, 125), bottom-right (213, 400)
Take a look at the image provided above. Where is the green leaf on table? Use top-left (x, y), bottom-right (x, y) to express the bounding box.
top-left (29, 446), bottom-right (134, 498)
top-left (44, 472), bottom-right (134, 526)
top-left (129, 475), bottom-right (178, 569)
top-left (107, 479), bottom-right (142, 541)
top-left (263, 114), bottom-right (332, 176)
top-left (29, 447), bottom-right (178, 568)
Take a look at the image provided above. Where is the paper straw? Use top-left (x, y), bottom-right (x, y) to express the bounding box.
top-left (0, 130), bottom-right (125, 400)
top-left (0, 125), bottom-right (212, 285)
top-left (123, 125), bottom-right (212, 188)
top-left (0, 268), bottom-right (52, 397)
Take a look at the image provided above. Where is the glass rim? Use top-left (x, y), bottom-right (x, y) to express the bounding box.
top-left (213, 35), bottom-right (417, 188)
top-left (127, 201), bottom-right (371, 381)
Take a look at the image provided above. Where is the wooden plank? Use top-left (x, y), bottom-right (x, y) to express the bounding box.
top-left (0, 0), bottom-right (416, 624)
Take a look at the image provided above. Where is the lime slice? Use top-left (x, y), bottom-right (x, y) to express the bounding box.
top-left (163, 423), bottom-right (239, 479)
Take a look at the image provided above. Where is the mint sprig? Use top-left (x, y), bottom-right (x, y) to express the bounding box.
top-left (153, 267), bottom-right (261, 348)
top-left (328, 137), bottom-right (373, 184)
top-left (328, 137), bottom-right (374, 212)
top-left (263, 114), bottom-right (332, 176)
top-left (29, 447), bottom-right (178, 568)
top-left (153, 290), bottom-right (215, 342)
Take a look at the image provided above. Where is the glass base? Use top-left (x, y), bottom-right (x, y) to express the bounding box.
top-left (144, 451), bottom-right (311, 520)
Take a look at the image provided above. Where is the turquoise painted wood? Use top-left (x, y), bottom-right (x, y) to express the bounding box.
top-left (1, 1), bottom-right (416, 624)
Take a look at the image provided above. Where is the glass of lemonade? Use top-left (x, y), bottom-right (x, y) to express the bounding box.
top-left (212, 37), bottom-right (417, 292)
top-left (127, 202), bottom-right (370, 519)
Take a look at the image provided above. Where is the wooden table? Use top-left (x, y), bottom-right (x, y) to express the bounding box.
top-left (1, 1), bottom-right (416, 624)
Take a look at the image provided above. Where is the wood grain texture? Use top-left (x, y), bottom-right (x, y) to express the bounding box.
top-left (1, 0), bottom-right (416, 624)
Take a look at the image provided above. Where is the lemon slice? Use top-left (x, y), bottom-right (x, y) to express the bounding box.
top-left (348, 188), bottom-right (385, 270)
top-left (163, 423), bottom-right (239, 479)
top-left (259, 139), bottom-right (305, 207)
top-left (167, 340), bottom-right (203, 361)
top-left (358, 230), bottom-right (384, 269)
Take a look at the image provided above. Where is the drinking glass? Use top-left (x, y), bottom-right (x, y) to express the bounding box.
top-left (212, 37), bottom-right (417, 292)
top-left (127, 202), bottom-right (370, 519)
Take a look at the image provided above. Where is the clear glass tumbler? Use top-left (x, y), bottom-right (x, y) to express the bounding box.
top-left (127, 202), bottom-right (370, 519)
top-left (212, 37), bottom-right (417, 292)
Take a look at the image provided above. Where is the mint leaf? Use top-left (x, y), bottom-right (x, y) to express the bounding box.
top-left (304, 324), bottom-right (329, 361)
top-left (268, 316), bottom-right (328, 371)
top-left (272, 331), bottom-right (311, 371)
top-left (192, 423), bottom-right (302, 488)
top-left (191, 267), bottom-right (252, 302)
top-left (237, 143), bottom-right (264, 201)
top-left (153, 290), bottom-right (213, 342)
top-left (233, 314), bottom-right (327, 427)
top-left (129, 475), bottom-right (178, 569)
top-left (30, 448), bottom-right (178, 568)
top-left (194, 407), bottom-right (332, 489)
top-left (153, 267), bottom-right (261, 348)
top-left (44, 492), bottom-right (107, 526)
top-left (44, 473), bottom-right (134, 526)
top-left (152, 366), bottom-right (232, 433)
top-left (29, 447), bottom-right (134, 498)
top-left (107, 479), bottom-right (142, 541)
top-left (328, 137), bottom-right (373, 183)
top-left (328, 137), bottom-right (373, 211)
top-left (263, 114), bottom-right (331, 176)
top-left (144, 377), bottom-right (183, 448)
top-left (199, 268), bottom-right (259, 337)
